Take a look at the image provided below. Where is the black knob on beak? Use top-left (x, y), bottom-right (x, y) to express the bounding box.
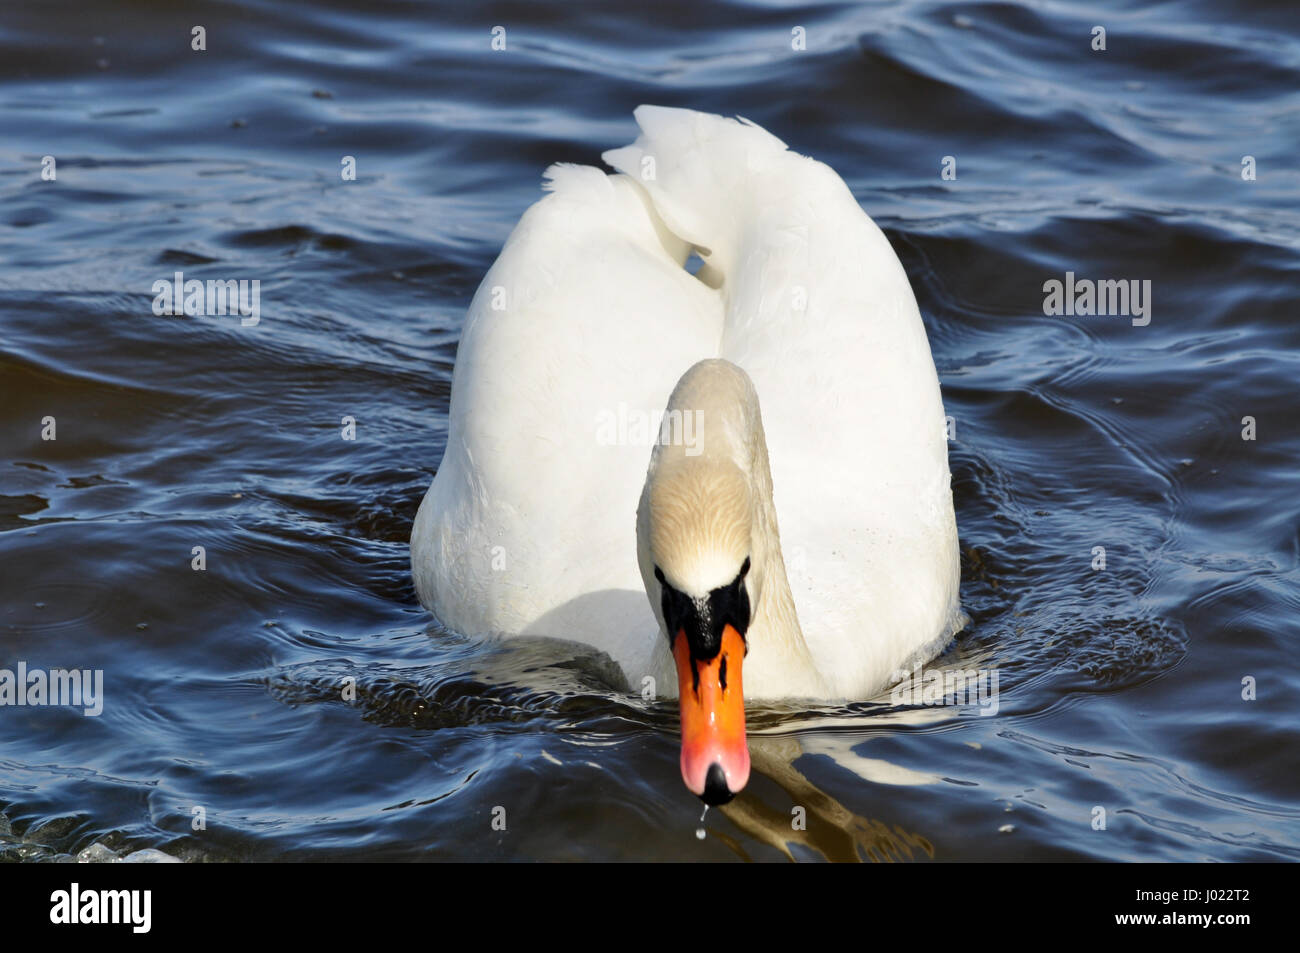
top-left (700, 762), bottom-right (735, 806)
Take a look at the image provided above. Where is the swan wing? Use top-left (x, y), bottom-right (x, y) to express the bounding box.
top-left (412, 163), bottom-right (721, 683)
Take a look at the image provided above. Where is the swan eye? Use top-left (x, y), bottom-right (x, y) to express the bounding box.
top-left (657, 562), bottom-right (751, 657)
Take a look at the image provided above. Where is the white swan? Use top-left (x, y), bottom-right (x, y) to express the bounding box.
top-left (411, 106), bottom-right (963, 803)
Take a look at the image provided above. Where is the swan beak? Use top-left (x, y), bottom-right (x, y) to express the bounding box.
top-left (674, 623), bottom-right (750, 805)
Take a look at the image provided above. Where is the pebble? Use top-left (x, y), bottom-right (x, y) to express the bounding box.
top-left (77, 842), bottom-right (120, 863)
top-left (123, 848), bottom-right (182, 863)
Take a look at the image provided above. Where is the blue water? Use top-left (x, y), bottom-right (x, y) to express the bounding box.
top-left (1, 0), bottom-right (1297, 861)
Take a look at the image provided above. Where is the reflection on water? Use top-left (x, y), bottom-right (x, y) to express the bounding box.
top-left (721, 735), bottom-right (936, 863)
top-left (2, 0), bottom-right (1299, 861)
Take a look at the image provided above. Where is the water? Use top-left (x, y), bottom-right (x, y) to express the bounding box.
top-left (2, 0), bottom-right (1297, 861)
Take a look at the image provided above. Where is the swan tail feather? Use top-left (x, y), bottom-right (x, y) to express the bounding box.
top-left (541, 162), bottom-right (616, 202)
top-left (601, 105), bottom-right (794, 256)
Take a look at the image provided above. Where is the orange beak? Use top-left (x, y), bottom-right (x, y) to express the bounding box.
top-left (674, 623), bottom-right (750, 804)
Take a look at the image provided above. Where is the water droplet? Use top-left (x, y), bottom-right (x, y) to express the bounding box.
top-left (695, 827), bottom-right (706, 840)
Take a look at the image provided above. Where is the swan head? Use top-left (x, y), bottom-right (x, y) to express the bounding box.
top-left (638, 360), bottom-right (767, 805)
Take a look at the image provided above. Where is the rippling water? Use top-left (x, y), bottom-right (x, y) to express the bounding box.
top-left (2, 0), bottom-right (1297, 861)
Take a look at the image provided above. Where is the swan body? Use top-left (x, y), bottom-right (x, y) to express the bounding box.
top-left (412, 106), bottom-right (963, 707)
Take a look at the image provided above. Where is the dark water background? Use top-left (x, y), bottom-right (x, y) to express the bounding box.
top-left (1, 0), bottom-right (1297, 861)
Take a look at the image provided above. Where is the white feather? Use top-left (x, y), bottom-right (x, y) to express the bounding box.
top-left (412, 106), bottom-right (963, 699)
